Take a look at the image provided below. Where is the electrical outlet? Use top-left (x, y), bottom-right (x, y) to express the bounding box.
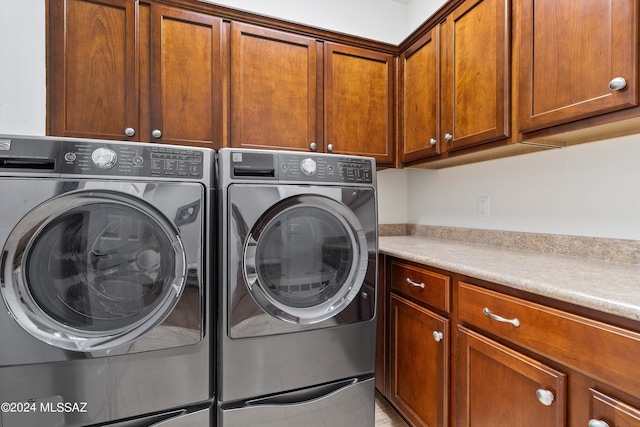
top-left (477, 196), bottom-right (490, 217)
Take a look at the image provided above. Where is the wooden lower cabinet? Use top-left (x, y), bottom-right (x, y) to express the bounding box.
top-left (457, 326), bottom-right (566, 427)
top-left (379, 257), bottom-right (640, 427)
top-left (389, 294), bottom-right (449, 427)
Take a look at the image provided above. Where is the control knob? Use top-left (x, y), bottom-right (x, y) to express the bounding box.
top-left (300, 158), bottom-right (317, 176)
top-left (91, 147), bottom-right (117, 169)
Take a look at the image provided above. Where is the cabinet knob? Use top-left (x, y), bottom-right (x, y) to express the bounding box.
top-left (124, 127), bottom-right (135, 137)
top-left (535, 389), bottom-right (555, 406)
top-left (444, 133), bottom-right (453, 142)
top-left (327, 143), bottom-right (334, 152)
top-left (429, 138), bottom-right (437, 147)
top-left (406, 277), bottom-right (425, 289)
top-left (152, 129), bottom-right (162, 139)
top-left (432, 331), bottom-right (444, 342)
top-left (588, 420), bottom-right (610, 427)
top-left (309, 142), bottom-right (317, 151)
top-left (608, 77), bottom-right (627, 91)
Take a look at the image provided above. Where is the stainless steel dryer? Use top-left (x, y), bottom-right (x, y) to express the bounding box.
top-left (217, 148), bottom-right (377, 427)
top-left (0, 135), bottom-right (214, 426)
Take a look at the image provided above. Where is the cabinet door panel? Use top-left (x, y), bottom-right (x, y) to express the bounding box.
top-left (49, 0), bottom-right (137, 140)
top-left (325, 43), bottom-right (394, 164)
top-left (401, 27), bottom-right (440, 162)
top-left (519, 0), bottom-right (638, 132)
top-left (458, 326), bottom-right (566, 427)
top-left (442, 0), bottom-right (509, 151)
top-left (151, 5), bottom-right (221, 147)
top-left (230, 22), bottom-right (317, 151)
top-left (590, 388), bottom-right (640, 427)
top-left (390, 294), bottom-right (448, 427)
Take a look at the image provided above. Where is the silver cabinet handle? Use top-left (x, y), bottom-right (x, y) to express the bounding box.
top-left (444, 133), bottom-right (453, 141)
top-left (536, 389), bottom-right (555, 406)
top-left (483, 307), bottom-right (520, 327)
top-left (309, 142), bottom-right (317, 151)
top-left (406, 277), bottom-right (425, 289)
top-left (124, 127), bottom-right (135, 137)
top-left (609, 77), bottom-right (627, 91)
top-left (588, 420), bottom-right (610, 427)
top-left (152, 129), bottom-right (162, 138)
top-left (432, 331), bottom-right (444, 342)
top-left (327, 143), bottom-right (334, 152)
top-left (429, 138), bottom-right (437, 147)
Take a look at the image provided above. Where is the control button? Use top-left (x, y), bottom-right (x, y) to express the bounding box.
top-left (327, 165), bottom-right (334, 173)
top-left (133, 155), bottom-right (144, 165)
top-left (64, 152), bottom-right (77, 162)
top-left (91, 147), bottom-right (117, 169)
top-left (300, 158), bottom-right (317, 176)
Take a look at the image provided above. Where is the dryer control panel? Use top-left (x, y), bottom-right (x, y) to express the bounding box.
top-left (227, 149), bottom-right (373, 184)
top-left (60, 141), bottom-right (204, 178)
top-left (279, 153), bottom-right (373, 184)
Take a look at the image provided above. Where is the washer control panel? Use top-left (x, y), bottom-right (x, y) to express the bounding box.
top-left (60, 141), bottom-right (203, 178)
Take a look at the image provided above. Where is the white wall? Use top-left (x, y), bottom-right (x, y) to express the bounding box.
top-left (0, 0), bottom-right (46, 135)
top-left (401, 135), bottom-right (640, 240)
top-left (206, 0), bottom-right (410, 44)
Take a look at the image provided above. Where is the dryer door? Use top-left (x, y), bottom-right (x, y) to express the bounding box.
top-left (243, 194), bottom-right (369, 325)
top-left (1, 189), bottom-right (189, 352)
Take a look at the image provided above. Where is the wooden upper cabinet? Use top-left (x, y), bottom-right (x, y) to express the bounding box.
top-left (518, 0), bottom-right (639, 133)
top-left (48, 0), bottom-right (222, 147)
top-left (441, 0), bottom-right (510, 151)
top-left (148, 4), bottom-right (222, 147)
top-left (48, 0), bottom-right (138, 140)
top-left (324, 43), bottom-right (395, 166)
top-left (230, 22), bottom-right (319, 152)
top-left (457, 326), bottom-right (566, 427)
top-left (400, 26), bottom-right (441, 163)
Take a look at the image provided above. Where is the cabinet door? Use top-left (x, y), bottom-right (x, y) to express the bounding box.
top-left (441, 0), bottom-right (510, 151)
top-left (230, 22), bottom-right (318, 152)
top-left (48, 0), bottom-right (138, 140)
top-left (390, 294), bottom-right (448, 427)
top-left (325, 43), bottom-right (394, 165)
top-left (400, 26), bottom-right (441, 163)
top-left (518, 0), bottom-right (638, 133)
top-left (457, 326), bottom-right (566, 427)
top-left (590, 389), bottom-right (640, 427)
top-left (150, 5), bottom-right (221, 147)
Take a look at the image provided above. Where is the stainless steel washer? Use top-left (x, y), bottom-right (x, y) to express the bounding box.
top-left (217, 148), bottom-right (377, 426)
top-left (0, 135), bottom-right (214, 426)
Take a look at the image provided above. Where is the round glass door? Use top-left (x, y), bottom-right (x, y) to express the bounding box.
top-left (1, 190), bottom-right (187, 352)
top-left (243, 195), bottom-right (368, 324)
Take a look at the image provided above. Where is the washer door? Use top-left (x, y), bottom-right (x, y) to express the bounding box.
top-left (243, 195), bottom-right (368, 324)
top-left (1, 190), bottom-right (187, 352)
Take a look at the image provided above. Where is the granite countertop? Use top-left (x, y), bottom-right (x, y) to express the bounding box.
top-left (379, 235), bottom-right (640, 322)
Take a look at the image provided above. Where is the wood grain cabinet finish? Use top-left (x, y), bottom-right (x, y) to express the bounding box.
top-left (48, 0), bottom-right (138, 141)
top-left (517, 0), bottom-right (638, 133)
top-left (458, 281), bottom-right (640, 399)
top-left (148, 4), bottom-right (222, 147)
top-left (399, 26), bottom-right (441, 162)
top-left (457, 326), bottom-right (566, 427)
top-left (229, 22), bottom-right (319, 152)
top-left (390, 260), bottom-right (450, 313)
top-left (390, 294), bottom-right (449, 427)
top-left (324, 43), bottom-right (395, 165)
top-left (399, 0), bottom-right (510, 165)
top-left (589, 388), bottom-right (640, 427)
top-left (441, 0), bottom-right (510, 151)
top-left (48, 0), bottom-right (222, 148)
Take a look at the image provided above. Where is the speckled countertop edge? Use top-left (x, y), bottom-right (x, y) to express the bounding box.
top-left (379, 235), bottom-right (640, 322)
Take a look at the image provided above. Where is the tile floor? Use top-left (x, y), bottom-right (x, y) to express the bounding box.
top-left (374, 393), bottom-right (408, 427)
